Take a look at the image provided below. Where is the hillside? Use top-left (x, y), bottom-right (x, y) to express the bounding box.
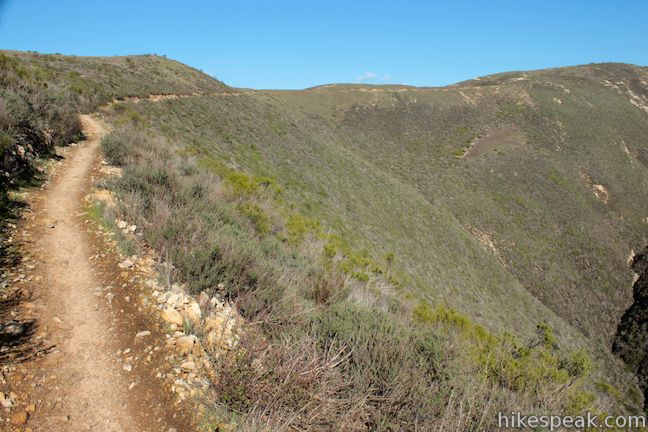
top-left (2, 52), bottom-right (648, 430)
top-left (0, 50), bottom-right (227, 191)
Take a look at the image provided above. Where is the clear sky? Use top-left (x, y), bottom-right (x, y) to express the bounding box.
top-left (1, 0), bottom-right (647, 89)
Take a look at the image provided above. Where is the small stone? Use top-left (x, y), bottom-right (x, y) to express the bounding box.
top-left (11, 411), bottom-right (29, 425)
top-left (1, 397), bottom-right (13, 408)
top-left (123, 364), bottom-right (132, 372)
top-left (118, 259), bottom-right (134, 269)
top-left (165, 293), bottom-right (180, 308)
top-left (180, 361), bottom-right (196, 371)
top-left (25, 403), bottom-right (36, 413)
top-left (175, 335), bottom-right (197, 355)
top-left (160, 308), bottom-right (183, 326)
top-left (135, 331), bottom-right (151, 338)
top-left (116, 220), bottom-right (128, 230)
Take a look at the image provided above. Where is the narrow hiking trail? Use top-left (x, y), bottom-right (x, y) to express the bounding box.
top-left (2, 112), bottom-right (195, 431)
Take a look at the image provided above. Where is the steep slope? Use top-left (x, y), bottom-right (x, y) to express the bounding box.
top-left (109, 63), bottom-right (648, 408)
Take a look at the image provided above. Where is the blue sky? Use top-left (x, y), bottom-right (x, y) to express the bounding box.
top-left (1, 0), bottom-right (647, 89)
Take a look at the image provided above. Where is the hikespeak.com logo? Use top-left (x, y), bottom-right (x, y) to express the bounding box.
top-left (498, 411), bottom-right (647, 430)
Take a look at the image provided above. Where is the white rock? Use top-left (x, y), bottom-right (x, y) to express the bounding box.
top-left (175, 335), bottom-right (197, 355)
top-left (180, 361), bottom-right (196, 371)
top-left (165, 293), bottom-right (179, 307)
top-left (160, 308), bottom-right (183, 326)
top-left (183, 301), bottom-right (202, 323)
top-left (135, 331), bottom-right (151, 338)
top-left (118, 259), bottom-right (134, 269)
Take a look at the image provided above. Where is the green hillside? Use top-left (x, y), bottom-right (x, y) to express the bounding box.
top-left (0, 50), bottom-right (227, 187)
top-left (3, 51), bottom-right (648, 429)
top-left (115, 64), bottom-right (648, 340)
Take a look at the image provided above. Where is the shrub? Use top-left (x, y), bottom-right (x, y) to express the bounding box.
top-left (237, 203), bottom-right (271, 236)
top-left (413, 300), bottom-right (594, 411)
top-left (312, 302), bottom-right (441, 429)
top-left (285, 213), bottom-right (319, 244)
top-left (101, 133), bottom-right (129, 166)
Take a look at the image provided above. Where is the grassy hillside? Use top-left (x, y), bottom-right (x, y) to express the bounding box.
top-left (100, 103), bottom-right (602, 430)
top-left (4, 51), bottom-right (648, 428)
top-left (95, 60), bottom-right (648, 422)
top-left (0, 50), bottom-right (227, 188)
top-left (0, 50), bottom-right (228, 259)
top-left (113, 64), bottom-right (648, 345)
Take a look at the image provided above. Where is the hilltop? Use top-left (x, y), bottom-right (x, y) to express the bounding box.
top-left (1, 51), bottom-right (647, 430)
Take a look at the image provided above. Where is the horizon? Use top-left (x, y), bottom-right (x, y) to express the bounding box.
top-left (1, 1), bottom-right (647, 89)
top-left (6, 50), bottom-right (645, 91)
top-left (15, 52), bottom-right (648, 91)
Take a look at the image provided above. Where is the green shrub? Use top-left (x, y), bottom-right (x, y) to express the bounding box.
top-left (101, 133), bottom-right (129, 166)
top-left (198, 156), bottom-right (278, 196)
top-left (237, 203), bottom-right (271, 236)
top-left (285, 213), bottom-right (319, 244)
top-left (413, 300), bottom-right (594, 410)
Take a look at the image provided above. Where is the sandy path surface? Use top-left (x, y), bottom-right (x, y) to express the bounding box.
top-left (34, 115), bottom-right (139, 430)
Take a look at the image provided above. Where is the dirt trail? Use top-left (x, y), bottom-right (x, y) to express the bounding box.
top-left (3, 114), bottom-right (192, 431)
top-left (36, 115), bottom-right (138, 430)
